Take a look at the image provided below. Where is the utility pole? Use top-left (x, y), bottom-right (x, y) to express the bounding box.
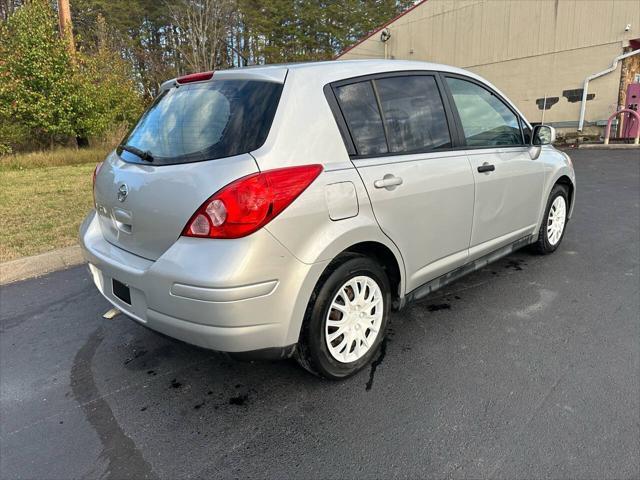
top-left (57, 0), bottom-right (75, 54)
top-left (58, 0), bottom-right (84, 148)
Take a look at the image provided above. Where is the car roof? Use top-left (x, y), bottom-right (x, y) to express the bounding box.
top-left (230, 59), bottom-right (474, 81)
top-left (162, 60), bottom-right (477, 89)
top-left (284, 59), bottom-right (466, 73)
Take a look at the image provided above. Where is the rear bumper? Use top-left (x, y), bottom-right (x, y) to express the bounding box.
top-left (79, 211), bottom-right (328, 352)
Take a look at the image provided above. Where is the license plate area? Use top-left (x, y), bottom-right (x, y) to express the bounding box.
top-left (112, 279), bottom-right (131, 305)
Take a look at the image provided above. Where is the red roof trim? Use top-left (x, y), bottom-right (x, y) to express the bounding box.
top-left (335, 0), bottom-right (430, 59)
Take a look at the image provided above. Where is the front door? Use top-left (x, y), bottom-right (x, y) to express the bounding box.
top-left (332, 74), bottom-right (475, 292)
top-left (444, 76), bottom-right (545, 259)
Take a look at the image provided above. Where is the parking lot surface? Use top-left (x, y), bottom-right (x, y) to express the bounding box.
top-left (1, 149), bottom-right (639, 479)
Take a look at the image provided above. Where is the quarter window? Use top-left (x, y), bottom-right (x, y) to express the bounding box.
top-left (446, 77), bottom-right (523, 147)
top-left (375, 75), bottom-right (451, 153)
top-left (335, 81), bottom-right (387, 156)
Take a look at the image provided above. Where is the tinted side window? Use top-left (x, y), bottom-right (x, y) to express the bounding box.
top-left (375, 75), bottom-right (451, 153)
top-left (335, 82), bottom-right (387, 156)
top-left (446, 77), bottom-right (522, 147)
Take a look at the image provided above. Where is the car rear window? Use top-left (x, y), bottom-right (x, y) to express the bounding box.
top-left (118, 79), bottom-right (283, 165)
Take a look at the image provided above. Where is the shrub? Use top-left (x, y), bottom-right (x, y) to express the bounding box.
top-left (0, 1), bottom-right (144, 151)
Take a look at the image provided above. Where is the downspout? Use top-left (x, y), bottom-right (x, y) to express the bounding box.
top-left (578, 48), bottom-right (640, 131)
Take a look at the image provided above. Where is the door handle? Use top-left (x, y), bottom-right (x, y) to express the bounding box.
top-left (477, 163), bottom-right (495, 173)
top-left (374, 175), bottom-right (403, 189)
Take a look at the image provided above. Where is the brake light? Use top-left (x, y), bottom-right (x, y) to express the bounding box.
top-left (183, 165), bottom-right (323, 239)
top-left (176, 71), bottom-right (214, 84)
top-left (92, 162), bottom-right (103, 206)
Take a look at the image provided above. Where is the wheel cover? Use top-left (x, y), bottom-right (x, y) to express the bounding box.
top-left (325, 275), bottom-right (384, 363)
top-left (547, 195), bottom-right (567, 246)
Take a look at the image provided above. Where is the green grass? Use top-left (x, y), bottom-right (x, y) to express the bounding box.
top-left (0, 148), bottom-right (107, 262)
top-left (0, 147), bottom-right (109, 171)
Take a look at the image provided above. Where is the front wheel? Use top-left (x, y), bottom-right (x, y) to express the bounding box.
top-left (533, 184), bottom-right (569, 254)
top-left (295, 254), bottom-right (391, 379)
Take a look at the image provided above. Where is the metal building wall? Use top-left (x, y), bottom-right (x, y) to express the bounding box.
top-left (339, 0), bottom-right (640, 131)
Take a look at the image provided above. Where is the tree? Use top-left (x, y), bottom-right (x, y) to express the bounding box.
top-left (70, 0), bottom-right (416, 93)
top-left (0, 0), bottom-right (21, 22)
top-left (72, 15), bottom-right (144, 140)
top-left (72, 0), bottom-right (179, 97)
top-left (168, 0), bottom-right (236, 72)
top-left (0, 1), bottom-right (143, 151)
top-left (0, 0), bottom-right (78, 148)
top-left (237, 0), bottom-right (415, 64)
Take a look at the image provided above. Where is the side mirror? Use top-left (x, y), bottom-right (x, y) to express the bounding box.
top-left (532, 125), bottom-right (556, 145)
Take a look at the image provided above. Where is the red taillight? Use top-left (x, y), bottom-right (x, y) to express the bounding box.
top-left (92, 162), bottom-right (103, 206)
top-left (176, 71), bottom-right (214, 84)
top-left (182, 164), bottom-right (323, 239)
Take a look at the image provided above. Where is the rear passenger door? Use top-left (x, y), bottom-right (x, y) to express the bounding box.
top-left (330, 73), bottom-right (475, 293)
top-left (443, 76), bottom-right (544, 259)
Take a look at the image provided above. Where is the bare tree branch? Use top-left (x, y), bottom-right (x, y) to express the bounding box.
top-left (168, 0), bottom-right (235, 72)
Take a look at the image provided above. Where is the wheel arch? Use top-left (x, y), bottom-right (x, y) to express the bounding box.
top-left (339, 241), bottom-right (404, 309)
top-left (285, 235), bottom-right (406, 347)
top-left (554, 175), bottom-right (575, 216)
top-left (534, 162), bottom-right (576, 239)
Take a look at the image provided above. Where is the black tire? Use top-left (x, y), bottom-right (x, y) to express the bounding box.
top-left (532, 183), bottom-right (569, 254)
top-left (294, 254), bottom-right (391, 380)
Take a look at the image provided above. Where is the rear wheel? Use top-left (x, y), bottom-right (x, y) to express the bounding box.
top-left (295, 255), bottom-right (390, 379)
top-left (533, 184), bottom-right (569, 254)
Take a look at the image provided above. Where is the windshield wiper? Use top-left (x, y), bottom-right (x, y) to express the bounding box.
top-left (119, 144), bottom-right (154, 162)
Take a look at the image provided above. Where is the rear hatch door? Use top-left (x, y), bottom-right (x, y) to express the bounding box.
top-left (94, 152), bottom-right (258, 260)
top-left (93, 72), bottom-right (285, 260)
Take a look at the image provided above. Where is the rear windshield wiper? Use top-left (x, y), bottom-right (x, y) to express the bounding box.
top-left (118, 144), bottom-right (154, 162)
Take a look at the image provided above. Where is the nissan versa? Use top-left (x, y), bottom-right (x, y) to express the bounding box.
top-left (80, 60), bottom-right (575, 379)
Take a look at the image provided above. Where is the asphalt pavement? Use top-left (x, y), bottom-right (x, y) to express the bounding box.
top-left (1, 148), bottom-right (639, 479)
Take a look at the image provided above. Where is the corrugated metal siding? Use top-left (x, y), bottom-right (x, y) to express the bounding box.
top-left (472, 42), bottom-right (624, 124)
top-left (343, 0), bottom-right (639, 65)
top-left (340, 0), bottom-right (640, 126)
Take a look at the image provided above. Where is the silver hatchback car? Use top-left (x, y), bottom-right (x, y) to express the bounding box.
top-left (81, 60), bottom-right (575, 379)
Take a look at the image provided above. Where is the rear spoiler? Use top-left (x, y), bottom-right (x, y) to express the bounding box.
top-left (159, 67), bottom-right (288, 92)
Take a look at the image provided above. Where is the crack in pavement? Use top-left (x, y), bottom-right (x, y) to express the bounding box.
top-left (366, 334), bottom-right (388, 391)
top-left (70, 327), bottom-right (157, 480)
